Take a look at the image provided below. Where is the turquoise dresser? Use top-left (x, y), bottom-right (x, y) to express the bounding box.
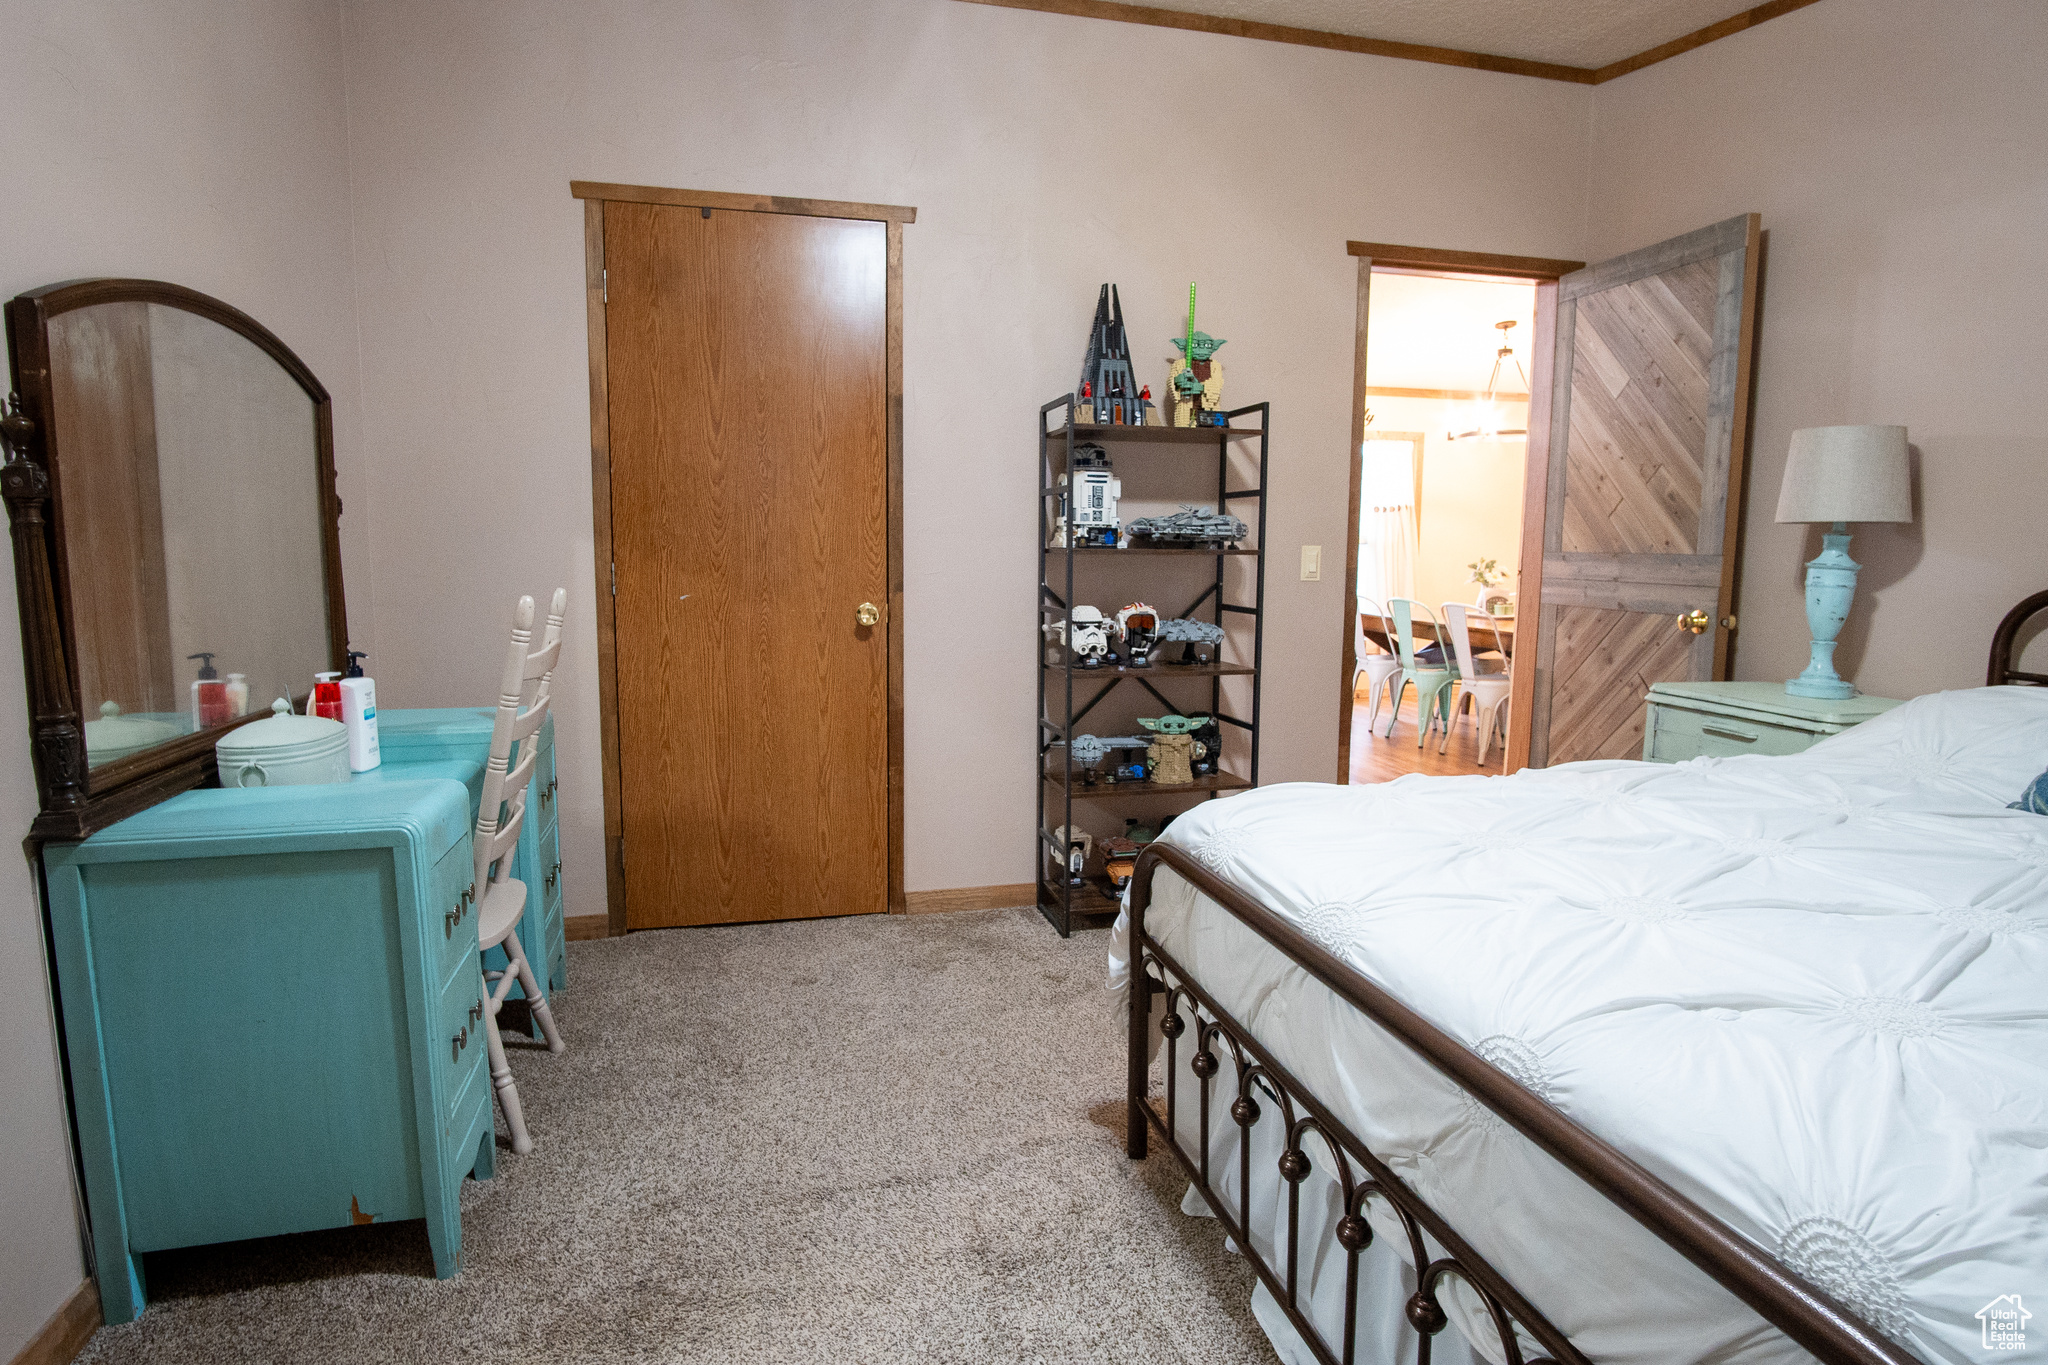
top-left (42, 708), bottom-right (567, 1324)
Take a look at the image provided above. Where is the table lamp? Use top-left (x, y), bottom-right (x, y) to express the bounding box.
top-left (1773, 425), bottom-right (1912, 698)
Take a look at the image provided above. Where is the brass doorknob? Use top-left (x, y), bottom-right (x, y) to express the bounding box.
top-left (1676, 609), bottom-right (1711, 635)
top-left (856, 601), bottom-right (881, 627)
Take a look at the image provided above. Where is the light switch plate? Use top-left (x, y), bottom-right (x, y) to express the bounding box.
top-left (1300, 545), bottom-right (1321, 581)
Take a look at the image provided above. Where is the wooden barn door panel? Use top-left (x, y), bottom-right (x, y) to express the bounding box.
top-left (606, 202), bottom-right (888, 927)
top-left (1529, 215), bottom-right (1760, 767)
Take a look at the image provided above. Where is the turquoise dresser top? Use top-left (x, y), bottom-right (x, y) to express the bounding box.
top-left (378, 706), bottom-right (503, 744)
top-left (69, 701), bottom-right (509, 862)
top-left (70, 780), bottom-right (472, 862)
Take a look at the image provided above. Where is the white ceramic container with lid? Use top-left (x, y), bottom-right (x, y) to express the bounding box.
top-left (84, 701), bottom-right (183, 766)
top-left (215, 699), bottom-right (349, 788)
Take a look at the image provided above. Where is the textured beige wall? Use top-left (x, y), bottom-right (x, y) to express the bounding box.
top-left (337, 0), bottom-right (1594, 898)
top-left (1585, 0), bottom-right (2048, 696)
top-left (10, 10), bottom-right (2034, 1347)
top-left (0, 1), bottom-right (363, 1355)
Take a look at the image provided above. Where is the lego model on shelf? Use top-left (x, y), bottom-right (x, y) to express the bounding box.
top-left (1042, 604), bottom-right (1113, 667)
top-left (1036, 384), bottom-right (1268, 936)
top-left (1048, 443), bottom-right (1120, 548)
top-left (1076, 284), bottom-right (1156, 427)
top-left (1168, 283), bottom-right (1226, 428)
top-left (1125, 505), bottom-right (1248, 547)
top-left (1113, 602), bottom-right (1160, 667)
top-left (1137, 714), bottom-right (1210, 786)
top-left (1156, 617), bottom-right (1225, 665)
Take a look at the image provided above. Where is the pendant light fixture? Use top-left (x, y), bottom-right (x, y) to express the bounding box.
top-left (1446, 320), bottom-right (1529, 442)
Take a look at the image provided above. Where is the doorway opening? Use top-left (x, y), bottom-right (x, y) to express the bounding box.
top-left (1336, 243), bottom-right (1581, 785)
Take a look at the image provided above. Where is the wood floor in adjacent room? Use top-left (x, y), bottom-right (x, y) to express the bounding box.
top-left (1349, 687), bottom-right (1504, 783)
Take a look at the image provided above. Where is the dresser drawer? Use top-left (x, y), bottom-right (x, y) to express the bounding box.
top-left (534, 736), bottom-right (558, 835)
top-left (538, 817), bottom-right (562, 913)
top-left (537, 818), bottom-right (564, 992)
top-left (444, 1070), bottom-right (491, 1200)
top-left (1646, 702), bottom-right (1821, 761)
top-left (436, 962), bottom-right (487, 1116)
top-left (431, 842), bottom-right (479, 991)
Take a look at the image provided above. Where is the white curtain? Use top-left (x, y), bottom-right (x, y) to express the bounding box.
top-left (1358, 439), bottom-right (1418, 606)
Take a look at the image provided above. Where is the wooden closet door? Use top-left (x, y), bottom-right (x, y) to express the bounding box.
top-left (1527, 215), bottom-right (1761, 766)
top-left (605, 202), bottom-right (888, 926)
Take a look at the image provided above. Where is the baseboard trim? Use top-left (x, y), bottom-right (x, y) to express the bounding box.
top-left (564, 914), bottom-right (609, 941)
top-left (568, 891), bottom-right (1033, 928)
top-left (9, 1280), bottom-right (98, 1365)
top-left (903, 883), bottom-right (1037, 914)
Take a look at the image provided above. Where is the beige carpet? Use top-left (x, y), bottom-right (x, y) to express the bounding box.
top-left (77, 905), bottom-right (1278, 1363)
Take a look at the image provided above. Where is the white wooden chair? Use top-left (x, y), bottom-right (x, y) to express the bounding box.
top-left (1354, 596), bottom-right (1404, 732)
top-left (477, 589), bottom-right (568, 1155)
top-left (1442, 602), bottom-right (1513, 764)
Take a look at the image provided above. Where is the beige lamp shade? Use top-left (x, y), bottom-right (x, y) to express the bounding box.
top-left (1774, 425), bottom-right (1912, 523)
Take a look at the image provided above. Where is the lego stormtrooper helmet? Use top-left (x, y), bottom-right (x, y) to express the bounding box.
top-left (1044, 604), bottom-right (1114, 667)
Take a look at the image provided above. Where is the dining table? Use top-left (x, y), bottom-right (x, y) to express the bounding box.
top-left (1361, 611), bottom-right (1515, 657)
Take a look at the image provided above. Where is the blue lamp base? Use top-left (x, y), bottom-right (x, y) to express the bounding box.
top-left (1786, 521), bottom-right (1860, 699)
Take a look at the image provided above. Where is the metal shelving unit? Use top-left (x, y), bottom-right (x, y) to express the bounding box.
top-left (1035, 397), bottom-right (1269, 937)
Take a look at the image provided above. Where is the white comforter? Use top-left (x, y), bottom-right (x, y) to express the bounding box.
top-left (1110, 687), bottom-right (2048, 1364)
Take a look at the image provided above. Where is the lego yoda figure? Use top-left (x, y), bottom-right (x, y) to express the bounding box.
top-left (1168, 330), bottom-right (1226, 427)
top-left (1139, 714), bottom-right (1210, 785)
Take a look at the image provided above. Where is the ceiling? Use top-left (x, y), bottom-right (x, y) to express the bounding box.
top-left (1366, 272), bottom-right (1536, 394)
top-left (1138, 0), bottom-right (1768, 69)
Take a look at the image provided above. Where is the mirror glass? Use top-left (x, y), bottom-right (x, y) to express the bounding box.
top-left (45, 302), bottom-right (332, 770)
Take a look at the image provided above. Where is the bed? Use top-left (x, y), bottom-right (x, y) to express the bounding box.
top-left (1109, 670), bottom-right (2048, 1365)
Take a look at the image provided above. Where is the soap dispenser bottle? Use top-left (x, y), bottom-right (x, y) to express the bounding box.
top-left (189, 653), bottom-right (230, 729)
top-left (340, 650), bottom-right (380, 772)
top-left (311, 671), bottom-right (344, 722)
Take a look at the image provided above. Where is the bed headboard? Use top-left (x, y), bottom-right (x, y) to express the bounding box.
top-left (1989, 590), bottom-right (2048, 685)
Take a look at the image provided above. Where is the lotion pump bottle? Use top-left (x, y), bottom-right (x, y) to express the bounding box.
top-left (189, 653), bottom-right (229, 729)
top-left (339, 651), bottom-right (380, 772)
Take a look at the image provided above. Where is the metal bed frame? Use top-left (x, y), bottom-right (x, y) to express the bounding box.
top-left (1988, 589), bottom-right (2048, 686)
top-left (1124, 840), bottom-right (1925, 1365)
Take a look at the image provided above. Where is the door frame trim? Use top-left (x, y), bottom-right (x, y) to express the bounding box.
top-left (573, 182), bottom-right (916, 933)
top-left (1337, 242), bottom-right (1582, 785)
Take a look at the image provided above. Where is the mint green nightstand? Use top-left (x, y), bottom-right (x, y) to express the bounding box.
top-left (1642, 681), bottom-right (1903, 763)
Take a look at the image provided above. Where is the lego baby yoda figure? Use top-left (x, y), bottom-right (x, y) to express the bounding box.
top-left (1137, 714), bottom-right (1211, 786)
top-left (1168, 330), bottom-right (1226, 428)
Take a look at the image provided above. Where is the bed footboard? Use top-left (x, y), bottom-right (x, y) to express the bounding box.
top-left (1126, 841), bottom-right (1920, 1365)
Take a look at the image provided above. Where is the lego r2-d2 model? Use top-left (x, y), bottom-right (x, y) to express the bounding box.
top-left (1050, 443), bottom-right (1120, 548)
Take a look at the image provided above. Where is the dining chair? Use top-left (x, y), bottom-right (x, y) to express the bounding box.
top-left (1442, 602), bottom-right (1513, 764)
top-left (1354, 597), bottom-right (1404, 732)
top-left (476, 590), bottom-right (569, 1155)
top-left (1385, 598), bottom-right (1460, 746)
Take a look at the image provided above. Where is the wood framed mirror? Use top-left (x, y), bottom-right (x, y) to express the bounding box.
top-left (2, 279), bottom-right (346, 842)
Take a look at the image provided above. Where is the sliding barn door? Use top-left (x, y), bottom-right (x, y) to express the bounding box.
top-left (1527, 214), bottom-right (1761, 766)
top-left (605, 202), bottom-right (889, 926)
